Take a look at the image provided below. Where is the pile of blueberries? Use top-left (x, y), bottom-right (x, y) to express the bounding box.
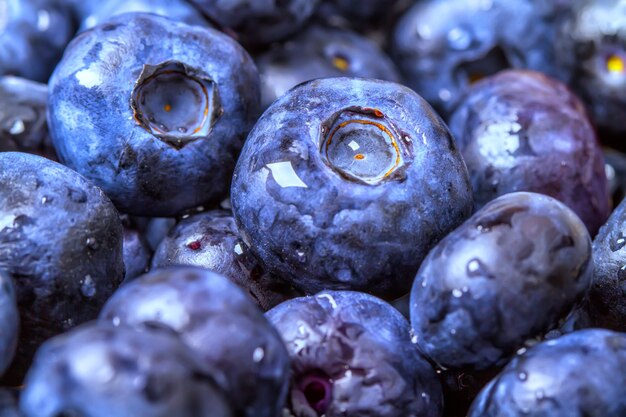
top-left (1, 0), bottom-right (626, 416)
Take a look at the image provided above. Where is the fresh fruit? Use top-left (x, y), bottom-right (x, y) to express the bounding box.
top-left (231, 77), bottom-right (473, 299)
top-left (391, 0), bottom-right (566, 117)
top-left (468, 329), bottom-right (626, 416)
top-left (410, 192), bottom-right (592, 370)
top-left (0, 152), bottom-right (124, 383)
top-left (19, 322), bottom-right (234, 417)
top-left (256, 24), bottom-right (401, 109)
top-left (151, 209), bottom-right (300, 310)
top-left (448, 69), bottom-right (610, 235)
top-left (99, 267), bottom-right (290, 417)
top-left (48, 13), bottom-right (260, 216)
top-left (266, 290), bottom-right (443, 417)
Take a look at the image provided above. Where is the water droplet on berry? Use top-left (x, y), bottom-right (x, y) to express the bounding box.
top-left (86, 237), bottom-right (99, 250)
top-left (253, 347), bottom-right (265, 363)
top-left (80, 275), bottom-right (96, 297)
top-left (518, 372), bottom-right (528, 381)
top-left (452, 289), bottom-right (463, 298)
top-left (447, 26), bottom-right (473, 50)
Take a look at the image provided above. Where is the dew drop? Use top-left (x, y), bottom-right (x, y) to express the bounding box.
top-left (253, 347), bottom-right (265, 363)
top-left (112, 316), bottom-right (121, 326)
top-left (518, 372), bottom-right (528, 381)
top-left (447, 26), bottom-right (473, 50)
top-left (452, 289), bottom-right (463, 298)
top-left (535, 389), bottom-right (545, 400)
top-left (80, 275), bottom-right (96, 297)
top-left (9, 119), bottom-right (25, 135)
top-left (86, 237), bottom-right (99, 250)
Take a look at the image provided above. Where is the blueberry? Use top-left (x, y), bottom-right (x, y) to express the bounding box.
top-left (120, 216), bottom-right (151, 283)
top-left (151, 209), bottom-right (301, 310)
top-left (99, 267), bottom-right (290, 417)
top-left (0, 389), bottom-right (20, 417)
top-left (257, 25), bottom-right (401, 109)
top-left (143, 217), bottom-right (178, 252)
top-left (188, 0), bottom-right (320, 47)
top-left (78, 0), bottom-right (211, 31)
top-left (0, 0), bottom-right (75, 82)
top-left (266, 290), bottom-right (443, 417)
top-left (410, 192), bottom-right (592, 371)
top-left (468, 329), bottom-right (626, 416)
top-left (231, 77), bottom-right (473, 299)
top-left (556, 0), bottom-right (626, 134)
top-left (0, 76), bottom-right (56, 160)
top-left (0, 152), bottom-right (124, 383)
top-left (48, 13), bottom-right (260, 216)
top-left (391, 0), bottom-right (567, 117)
top-left (0, 271), bottom-right (18, 377)
top-left (448, 69), bottom-right (610, 235)
top-left (19, 322), bottom-right (234, 417)
top-left (585, 196), bottom-right (626, 331)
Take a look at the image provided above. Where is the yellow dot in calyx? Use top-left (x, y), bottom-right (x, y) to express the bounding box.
top-left (332, 56), bottom-right (349, 72)
top-left (164, 104), bottom-right (172, 112)
top-left (607, 54), bottom-right (625, 74)
top-left (354, 153), bottom-right (365, 160)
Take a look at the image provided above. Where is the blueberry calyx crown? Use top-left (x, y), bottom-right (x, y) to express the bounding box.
top-left (131, 60), bottom-right (223, 149)
top-left (320, 106), bottom-right (409, 185)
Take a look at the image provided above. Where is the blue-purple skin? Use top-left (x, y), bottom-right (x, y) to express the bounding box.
top-left (143, 217), bottom-right (178, 252)
top-left (468, 329), bottom-right (626, 417)
top-left (0, 152), bottom-right (124, 384)
top-left (0, 271), bottom-right (18, 378)
top-left (0, 76), bottom-right (56, 160)
top-left (121, 217), bottom-right (151, 284)
top-left (256, 25), bottom-right (401, 109)
top-left (266, 290), bottom-right (443, 417)
top-left (0, 389), bottom-right (20, 417)
top-left (0, 0), bottom-right (75, 82)
top-left (410, 192), bottom-right (593, 371)
top-left (78, 0), bottom-right (211, 31)
top-left (99, 267), bottom-right (290, 417)
top-left (151, 210), bottom-right (301, 310)
top-left (231, 77), bottom-right (473, 300)
top-left (187, 0), bottom-right (320, 47)
top-left (391, 0), bottom-right (568, 118)
top-left (585, 197), bottom-right (626, 331)
top-left (48, 13), bottom-right (260, 216)
top-left (448, 69), bottom-right (610, 236)
top-left (556, 0), bottom-right (626, 134)
top-left (20, 322), bottom-right (234, 417)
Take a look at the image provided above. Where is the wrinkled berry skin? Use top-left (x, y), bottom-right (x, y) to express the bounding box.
top-left (257, 25), bottom-right (401, 108)
top-left (231, 77), bottom-right (473, 299)
top-left (79, 0), bottom-right (210, 31)
top-left (0, 77), bottom-right (56, 160)
top-left (556, 0), bottom-right (626, 133)
top-left (448, 70), bottom-right (610, 236)
top-left (152, 210), bottom-right (301, 310)
top-left (0, 271), bottom-right (18, 377)
top-left (391, 0), bottom-right (566, 117)
top-left (48, 13), bottom-right (260, 216)
top-left (20, 323), bottom-right (234, 417)
top-left (0, 152), bottom-right (124, 383)
top-left (410, 192), bottom-right (593, 371)
top-left (586, 197), bottom-right (626, 331)
top-left (0, 0), bottom-right (74, 82)
top-left (468, 329), bottom-right (626, 417)
top-left (266, 290), bottom-right (443, 417)
top-left (188, 0), bottom-right (320, 46)
top-left (99, 267), bottom-right (290, 417)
